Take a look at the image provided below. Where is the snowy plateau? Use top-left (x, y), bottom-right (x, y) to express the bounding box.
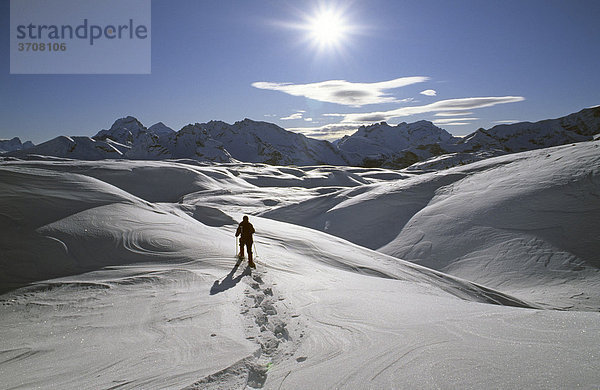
top-left (1, 107), bottom-right (599, 389)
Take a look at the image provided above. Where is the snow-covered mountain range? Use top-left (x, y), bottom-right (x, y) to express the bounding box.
top-left (0, 137), bottom-right (34, 153)
top-left (339, 105), bottom-right (600, 169)
top-left (6, 116), bottom-right (345, 165)
top-left (4, 106), bottom-right (599, 169)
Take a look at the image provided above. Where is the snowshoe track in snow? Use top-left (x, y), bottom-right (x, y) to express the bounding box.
top-left (186, 265), bottom-right (304, 389)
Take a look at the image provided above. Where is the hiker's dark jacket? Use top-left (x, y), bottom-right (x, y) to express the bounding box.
top-left (236, 221), bottom-right (255, 243)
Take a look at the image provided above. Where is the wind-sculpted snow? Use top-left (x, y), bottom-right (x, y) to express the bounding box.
top-left (381, 141), bottom-right (600, 310)
top-left (0, 159), bottom-right (529, 305)
top-left (264, 141), bottom-right (600, 310)
top-left (0, 159), bottom-right (255, 203)
top-left (0, 165), bottom-right (233, 292)
top-left (262, 171), bottom-right (468, 250)
top-left (1, 155), bottom-right (599, 388)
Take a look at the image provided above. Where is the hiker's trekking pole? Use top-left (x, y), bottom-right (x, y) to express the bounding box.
top-left (235, 236), bottom-right (238, 258)
top-left (253, 242), bottom-right (258, 259)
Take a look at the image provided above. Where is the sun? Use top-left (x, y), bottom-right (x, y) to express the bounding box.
top-left (282, 3), bottom-right (358, 55)
top-left (308, 10), bottom-right (347, 46)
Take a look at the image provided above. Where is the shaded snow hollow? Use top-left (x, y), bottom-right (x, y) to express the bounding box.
top-left (1, 142), bottom-right (599, 389)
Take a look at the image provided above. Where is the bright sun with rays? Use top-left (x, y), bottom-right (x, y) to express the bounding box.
top-left (304, 7), bottom-right (350, 50)
top-left (309, 10), bottom-right (346, 45)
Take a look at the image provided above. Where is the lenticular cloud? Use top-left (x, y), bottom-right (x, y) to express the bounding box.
top-left (342, 96), bottom-right (525, 122)
top-left (252, 76), bottom-right (428, 107)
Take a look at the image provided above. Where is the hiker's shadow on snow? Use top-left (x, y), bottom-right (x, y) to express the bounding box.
top-left (210, 259), bottom-right (252, 295)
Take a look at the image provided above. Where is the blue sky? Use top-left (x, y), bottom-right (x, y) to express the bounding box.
top-left (1, 0), bottom-right (599, 144)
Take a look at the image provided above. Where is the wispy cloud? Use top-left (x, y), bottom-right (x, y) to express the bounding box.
top-left (252, 77), bottom-right (428, 107)
top-left (493, 120), bottom-right (520, 124)
top-left (285, 96), bottom-right (524, 139)
top-left (342, 96), bottom-right (525, 123)
top-left (285, 122), bottom-right (362, 140)
top-left (280, 112), bottom-right (304, 120)
top-left (433, 117), bottom-right (478, 125)
top-left (434, 111), bottom-right (473, 117)
top-left (420, 89), bottom-right (437, 96)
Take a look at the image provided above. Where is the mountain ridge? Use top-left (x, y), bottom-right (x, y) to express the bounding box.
top-left (0, 137), bottom-right (34, 153)
top-left (4, 106), bottom-right (599, 169)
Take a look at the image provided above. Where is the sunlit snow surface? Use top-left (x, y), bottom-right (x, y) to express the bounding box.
top-left (1, 141), bottom-right (599, 389)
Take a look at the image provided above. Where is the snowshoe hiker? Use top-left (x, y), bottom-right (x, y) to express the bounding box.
top-left (236, 216), bottom-right (256, 268)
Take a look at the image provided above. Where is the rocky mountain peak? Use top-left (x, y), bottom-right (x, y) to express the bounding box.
top-left (0, 137), bottom-right (35, 153)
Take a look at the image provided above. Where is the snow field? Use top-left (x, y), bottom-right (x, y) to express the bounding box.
top-left (1, 144), bottom-right (599, 388)
top-left (265, 141), bottom-right (600, 310)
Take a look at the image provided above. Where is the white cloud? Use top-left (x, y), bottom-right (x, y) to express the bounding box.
top-left (286, 122), bottom-right (362, 140)
top-left (252, 77), bottom-right (428, 107)
top-left (434, 111), bottom-right (473, 117)
top-left (494, 120), bottom-right (519, 124)
top-left (342, 96), bottom-right (525, 123)
top-left (304, 117), bottom-right (313, 122)
top-left (280, 112), bottom-right (303, 120)
top-left (420, 89), bottom-right (437, 96)
top-left (433, 117), bottom-right (478, 124)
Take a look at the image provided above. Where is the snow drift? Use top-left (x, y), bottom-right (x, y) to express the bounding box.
top-left (1, 152), bottom-right (599, 388)
top-left (381, 141), bottom-right (600, 310)
top-left (264, 140), bottom-right (600, 310)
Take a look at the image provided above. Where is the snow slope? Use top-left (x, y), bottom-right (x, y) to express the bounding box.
top-left (1, 158), bottom-right (599, 389)
top-left (263, 140), bottom-right (600, 310)
top-left (381, 141), bottom-right (600, 310)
